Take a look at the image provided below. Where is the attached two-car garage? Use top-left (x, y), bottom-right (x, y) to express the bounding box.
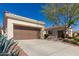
top-left (13, 25), bottom-right (41, 39)
top-left (4, 12), bottom-right (45, 40)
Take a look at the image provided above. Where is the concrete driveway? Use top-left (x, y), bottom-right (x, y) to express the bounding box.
top-left (17, 39), bottom-right (79, 56)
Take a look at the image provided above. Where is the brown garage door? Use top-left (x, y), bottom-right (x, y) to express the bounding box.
top-left (13, 25), bottom-right (40, 40)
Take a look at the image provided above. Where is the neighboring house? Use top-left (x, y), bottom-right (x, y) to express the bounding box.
top-left (45, 26), bottom-right (73, 39)
top-left (3, 11), bottom-right (45, 40)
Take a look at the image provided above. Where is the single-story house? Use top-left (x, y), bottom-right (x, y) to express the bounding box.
top-left (3, 11), bottom-right (45, 40)
top-left (45, 26), bottom-right (73, 39)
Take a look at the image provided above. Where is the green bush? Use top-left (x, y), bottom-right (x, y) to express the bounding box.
top-left (74, 38), bottom-right (79, 42)
top-left (68, 37), bottom-right (74, 39)
top-left (63, 39), bottom-right (78, 45)
top-left (70, 40), bottom-right (77, 45)
top-left (0, 35), bottom-right (21, 56)
top-left (63, 39), bottom-right (69, 42)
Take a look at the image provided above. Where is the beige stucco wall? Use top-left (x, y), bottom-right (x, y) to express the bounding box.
top-left (68, 28), bottom-right (73, 37)
top-left (66, 28), bottom-right (73, 37)
top-left (4, 12), bottom-right (45, 40)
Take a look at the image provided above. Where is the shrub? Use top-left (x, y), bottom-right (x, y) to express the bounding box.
top-left (63, 39), bottom-right (78, 45)
top-left (63, 39), bottom-right (69, 42)
top-left (68, 37), bottom-right (74, 39)
top-left (0, 35), bottom-right (21, 56)
top-left (74, 38), bottom-right (79, 42)
top-left (69, 40), bottom-right (77, 45)
top-left (44, 34), bottom-right (49, 39)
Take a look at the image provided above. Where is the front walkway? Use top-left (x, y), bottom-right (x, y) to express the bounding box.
top-left (17, 39), bottom-right (79, 56)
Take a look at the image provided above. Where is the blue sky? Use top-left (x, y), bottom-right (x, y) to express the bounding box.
top-left (0, 3), bottom-right (52, 27)
top-left (0, 3), bottom-right (79, 31)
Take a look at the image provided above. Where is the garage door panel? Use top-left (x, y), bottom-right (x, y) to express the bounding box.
top-left (14, 30), bottom-right (40, 35)
top-left (13, 25), bottom-right (40, 39)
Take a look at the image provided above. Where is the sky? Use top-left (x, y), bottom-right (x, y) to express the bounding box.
top-left (0, 3), bottom-right (52, 28)
top-left (0, 3), bottom-right (79, 31)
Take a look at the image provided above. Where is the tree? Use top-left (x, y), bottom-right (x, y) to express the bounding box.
top-left (41, 4), bottom-right (60, 26)
top-left (59, 3), bottom-right (79, 28)
top-left (42, 3), bottom-right (79, 37)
